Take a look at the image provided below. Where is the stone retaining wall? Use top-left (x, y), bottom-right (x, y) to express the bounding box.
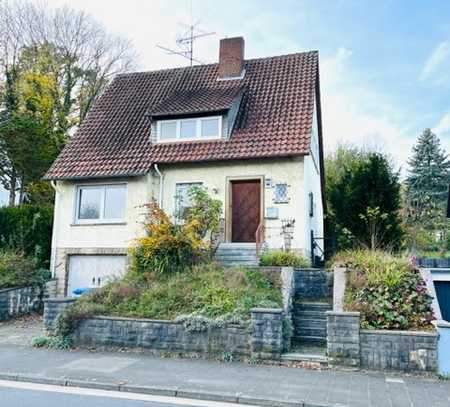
top-left (43, 297), bottom-right (77, 332)
top-left (326, 311), bottom-right (360, 367)
top-left (43, 299), bottom-right (284, 360)
top-left (360, 329), bottom-right (437, 372)
top-left (0, 279), bottom-right (57, 321)
top-left (294, 268), bottom-right (333, 300)
top-left (326, 311), bottom-right (438, 372)
top-left (250, 308), bottom-right (283, 359)
top-left (75, 316), bottom-right (251, 357)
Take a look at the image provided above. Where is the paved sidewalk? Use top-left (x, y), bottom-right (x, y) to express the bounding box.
top-left (0, 343), bottom-right (449, 407)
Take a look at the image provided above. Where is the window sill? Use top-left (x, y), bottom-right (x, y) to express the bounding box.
top-left (71, 222), bottom-right (127, 227)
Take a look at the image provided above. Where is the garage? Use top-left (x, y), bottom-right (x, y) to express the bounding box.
top-left (67, 255), bottom-right (127, 296)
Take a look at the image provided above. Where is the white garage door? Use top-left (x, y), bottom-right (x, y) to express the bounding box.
top-left (67, 255), bottom-right (127, 296)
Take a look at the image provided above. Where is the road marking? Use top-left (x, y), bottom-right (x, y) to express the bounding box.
top-left (0, 380), bottom-right (255, 407)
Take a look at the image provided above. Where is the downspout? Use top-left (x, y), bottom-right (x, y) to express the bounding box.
top-left (153, 163), bottom-right (164, 209)
top-left (49, 180), bottom-right (60, 279)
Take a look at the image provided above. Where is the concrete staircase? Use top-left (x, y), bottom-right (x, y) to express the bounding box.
top-left (214, 243), bottom-right (259, 267)
top-left (292, 301), bottom-right (331, 345)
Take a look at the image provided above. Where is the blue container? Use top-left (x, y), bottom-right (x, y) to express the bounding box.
top-left (72, 287), bottom-right (94, 296)
top-left (437, 321), bottom-right (450, 375)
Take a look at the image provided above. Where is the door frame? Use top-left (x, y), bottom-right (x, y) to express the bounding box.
top-left (225, 175), bottom-right (264, 243)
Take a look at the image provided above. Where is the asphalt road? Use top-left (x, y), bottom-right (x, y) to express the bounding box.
top-left (0, 381), bottom-right (236, 407)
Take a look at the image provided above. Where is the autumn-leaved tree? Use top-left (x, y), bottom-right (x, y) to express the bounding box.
top-left (0, 1), bottom-right (137, 205)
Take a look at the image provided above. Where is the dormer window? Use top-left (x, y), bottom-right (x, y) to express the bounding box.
top-left (156, 116), bottom-right (222, 143)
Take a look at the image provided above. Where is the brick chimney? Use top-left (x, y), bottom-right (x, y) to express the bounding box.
top-left (218, 37), bottom-right (245, 79)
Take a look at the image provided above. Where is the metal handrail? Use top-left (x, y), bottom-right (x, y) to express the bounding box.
top-left (255, 222), bottom-right (265, 257)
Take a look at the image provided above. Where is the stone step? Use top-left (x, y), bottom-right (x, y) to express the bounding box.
top-left (295, 326), bottom-right (327, 337)
top-left (215, 254), bottom-right (258, 260)
top-left (281, 352), bottom-right (328, 365)
top-left (294, 302), bottom-right (332, 311)
top-left (292, 310), bottom-right (328, 319)
top-left (293, 318), bottom-right (327, 329)
top-left (292, 336), bottom-right (327, 345)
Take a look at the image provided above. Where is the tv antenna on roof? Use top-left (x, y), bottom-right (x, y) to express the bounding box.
top-left (156, 0), bottom-right (215, 66)
top-left (156, 22), bottom-right (215, 66)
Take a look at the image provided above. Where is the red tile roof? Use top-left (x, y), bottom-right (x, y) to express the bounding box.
top-left (151, 85), bottom-right (243, 117)
top-left (44, 51), bottom-right (319, 180)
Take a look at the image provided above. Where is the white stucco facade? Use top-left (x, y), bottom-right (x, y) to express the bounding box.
top-left (51, 155), bottom-right (324, 295)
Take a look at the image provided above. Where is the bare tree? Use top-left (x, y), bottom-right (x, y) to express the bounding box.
top-left (0, 0), bottom-right (138, 205)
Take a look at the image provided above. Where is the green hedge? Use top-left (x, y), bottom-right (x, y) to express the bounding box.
top-left (0, 204), bottom-right (53, 268)
top-left (0, 250), bottom-right (50, 290)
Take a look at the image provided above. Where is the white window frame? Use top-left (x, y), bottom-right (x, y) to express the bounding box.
top-left (174, 181), bottom-right (204, 223)
top-left (74, 183), bottom-right (127, 224)
top-left (156, 116), bottom-right (222, 143)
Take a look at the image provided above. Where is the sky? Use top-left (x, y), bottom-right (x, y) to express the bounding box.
top-left (1, 0), bottom-right (450, 205)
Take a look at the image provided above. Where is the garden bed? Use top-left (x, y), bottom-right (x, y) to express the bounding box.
top-left (335, 250), bottom-right (434, 331)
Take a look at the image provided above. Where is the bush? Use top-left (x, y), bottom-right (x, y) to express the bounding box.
top-left (0, 204), bottom-right (53, 268)
top-left (0, 250), bottom-right (48, 290)
top-left (259, 250), bottom-right (310, 268)
top-left (131, 192), bottom-right (221, 276)
top-left (335, 250), bottom-right (434, 330)
top-left (55, 263), bottom-right (283, 336)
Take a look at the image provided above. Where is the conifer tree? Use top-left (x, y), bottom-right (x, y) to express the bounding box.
top-left (405, 129), bottom-right (450, 223)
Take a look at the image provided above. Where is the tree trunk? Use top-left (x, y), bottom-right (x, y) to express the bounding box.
top-left (8, 171), bottom-right (16, 207)
top-left (18, 176), bottom-right (25, 205)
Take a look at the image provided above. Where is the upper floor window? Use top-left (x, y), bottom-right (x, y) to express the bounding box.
top-left (156, 116), bottom-right (222, 142)
top-left (75, 184), bottom-right (126, 224)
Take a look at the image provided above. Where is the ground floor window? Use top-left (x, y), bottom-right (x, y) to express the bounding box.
top-left (174, 182), bottom-right (203, 222)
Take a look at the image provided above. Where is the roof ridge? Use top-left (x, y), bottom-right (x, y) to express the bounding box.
top-left (117, 50), bottom-right (318, 78)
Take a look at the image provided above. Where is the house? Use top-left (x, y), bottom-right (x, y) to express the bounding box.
top-left (44, 37), bottom-right (325, 297)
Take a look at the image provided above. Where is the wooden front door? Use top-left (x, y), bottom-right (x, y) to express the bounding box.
top-left (231, 180), bottom-right (261, 243)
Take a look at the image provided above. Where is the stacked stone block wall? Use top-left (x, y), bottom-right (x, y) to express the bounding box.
top-left (43, 300), bottom-right (284, 360)
top-left (74, 316), bottom-right (250, 357)
top-left (250, 308), bottom-right (283, 360)
top-left (326, 311), bottom-right (360, 367)
top-left (0, 280), bottom-right (57, 321)
top-left (360, 330), bottom-right (437, 372)
top-left (326, 311), bottom-right (438, 372)
top-left (43, 297), bottom-right (76, 333)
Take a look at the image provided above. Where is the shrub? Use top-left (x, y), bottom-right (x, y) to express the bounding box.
top-left (335, 250), bottom-right (434, 330)
top-left (31, 335), bottom-right (72, 350)
top-left (131, 192), bottom-right (222, 276)
top-left (0, 250), bottom-right (47, 289)
top-left (0, 204), bottom-right (53, 268)
top-left (259, 250), bottom-right (310, 268)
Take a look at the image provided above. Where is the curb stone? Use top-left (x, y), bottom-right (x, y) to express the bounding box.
top-left (177, 389), bottom-right (239, 403)
top-left (120, 384), bottom-right (178, 397)
top-left (238, 395), bottom-right (307, 407)
top-left (0, 372), bottom-right (330, 407)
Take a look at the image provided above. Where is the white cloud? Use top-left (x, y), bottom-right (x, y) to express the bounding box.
top-left (432, 112), bottom-right (450, 136)
top-left (320, 48), bottom-right (415, 174)
top-left (420, 41), bottom-right (450, 80)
